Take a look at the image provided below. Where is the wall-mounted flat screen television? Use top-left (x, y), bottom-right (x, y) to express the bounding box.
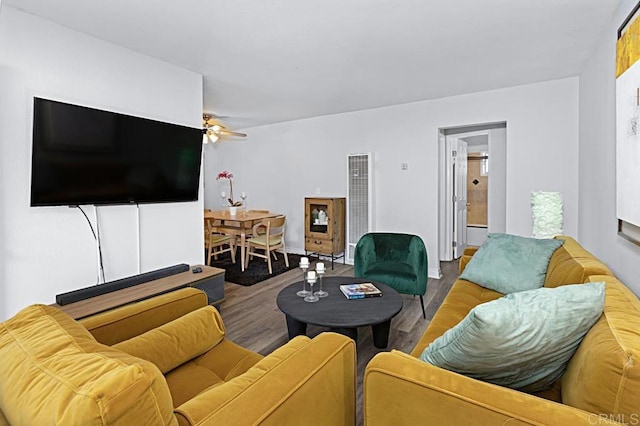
top-left (30, 97), bottom-right (203, 206)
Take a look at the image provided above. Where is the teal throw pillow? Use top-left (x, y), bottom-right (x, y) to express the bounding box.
top-left (459, 233), bottom-right (563, 293)
top-left (420, 282), bottom-right (605, 392)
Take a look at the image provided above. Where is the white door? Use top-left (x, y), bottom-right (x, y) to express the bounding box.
top-left (453, 139), bottom-right (468, 258)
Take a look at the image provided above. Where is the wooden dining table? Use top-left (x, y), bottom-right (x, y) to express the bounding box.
top-left (204, 209), bottom-right (278, 271)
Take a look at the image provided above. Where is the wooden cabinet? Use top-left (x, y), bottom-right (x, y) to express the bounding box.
top-left (304, 197), bottom-right (346, 268)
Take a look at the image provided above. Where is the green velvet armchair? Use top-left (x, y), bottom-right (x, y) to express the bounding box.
top-left (354, 233), bottom-right (428, 318)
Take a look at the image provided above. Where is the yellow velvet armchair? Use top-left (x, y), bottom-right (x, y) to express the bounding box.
top-left (0, 288), bottom-right (356, 425)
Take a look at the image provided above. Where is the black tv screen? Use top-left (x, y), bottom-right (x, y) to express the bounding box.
top-left (30, 97), bottom-right (203, 206)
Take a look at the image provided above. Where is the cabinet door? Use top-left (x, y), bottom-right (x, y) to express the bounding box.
top-left (331, 198), bottom-right (346, 252)
top-left (305, 198), bottom-right (334, 239)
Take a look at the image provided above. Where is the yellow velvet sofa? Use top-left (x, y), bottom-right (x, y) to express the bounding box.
top-left (0, 287), bottom-right (356, 425)
top-left (364, 236), bottom-right (640, 425)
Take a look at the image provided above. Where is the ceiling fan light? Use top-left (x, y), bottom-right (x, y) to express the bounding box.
top-left (202, 113), bottom-right (244, 142)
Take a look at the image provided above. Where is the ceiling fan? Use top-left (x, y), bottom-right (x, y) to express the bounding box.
top-left (202, 114), bottom-right (247, 144)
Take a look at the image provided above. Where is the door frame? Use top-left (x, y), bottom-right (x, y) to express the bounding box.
top-left (441, 132), bottom-right (475, 261)
top-left (452, 137), bottom-right (468, 258)
top-left (439, 124), bottom-right (507, 262)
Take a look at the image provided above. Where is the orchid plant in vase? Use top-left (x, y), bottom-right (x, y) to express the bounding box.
top-left (216, 170), bottom-right (243, 206)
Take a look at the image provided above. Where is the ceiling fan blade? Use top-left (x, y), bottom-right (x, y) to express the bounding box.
top-left (218, 130), bottom-right (247, 137)
top-left (210, 113), bottom-right (233, 119)
top-left (202, 113), bottom-right (246, 139)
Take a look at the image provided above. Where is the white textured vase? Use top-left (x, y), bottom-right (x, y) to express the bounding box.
top-left (531, 191), bottom-right (563, 239)
top-left (229, 206), bottom-right (238, 216)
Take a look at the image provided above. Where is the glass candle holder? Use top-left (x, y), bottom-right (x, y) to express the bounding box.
top-left (297, 257), bottom-right (311, 297)
top-left (314, 262), bottom-right (328, 297)
top-left (304, 270), bottom-right (319, 302)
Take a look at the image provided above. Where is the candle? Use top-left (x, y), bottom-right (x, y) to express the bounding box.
top-left (307, 270), bottom-right (317, 280)
top-left (316, 262), bottom-right (325, 273)
top-left (220, 191), bottom-right (226, 198)
top-left (241, 191), bottom-right (246, 198)
top-left (299, 257), bottom-right (309, 268)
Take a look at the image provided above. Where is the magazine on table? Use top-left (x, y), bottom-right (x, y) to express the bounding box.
top-left (339, 283), bottom-right (383, 299)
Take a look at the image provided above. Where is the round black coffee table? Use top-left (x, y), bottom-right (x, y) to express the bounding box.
top-left (276, 277), bottom-right (403, 348)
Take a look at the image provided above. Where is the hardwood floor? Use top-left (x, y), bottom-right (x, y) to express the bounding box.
top-left (218, 258), bottom-right (459, 426)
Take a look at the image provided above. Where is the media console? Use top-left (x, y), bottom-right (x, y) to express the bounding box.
top-left (52, 264), bottom-right (225, 320)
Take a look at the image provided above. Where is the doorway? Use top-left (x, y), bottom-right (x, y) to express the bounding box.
top-left (439, 123), bottom-right (507, 261)
top-left (465, 135), bottom-right (489, 246)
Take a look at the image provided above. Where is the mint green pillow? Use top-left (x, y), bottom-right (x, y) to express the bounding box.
top-left (459, 233), bottom-right (563, 293)
top-left (420, 282), bottom-right (605, 392)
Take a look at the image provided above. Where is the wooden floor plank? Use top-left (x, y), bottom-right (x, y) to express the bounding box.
top-left (219, 259), bottom-right (458, 426)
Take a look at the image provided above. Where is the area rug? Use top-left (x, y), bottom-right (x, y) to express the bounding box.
top-left (209, 252), bottom-right (303, 286)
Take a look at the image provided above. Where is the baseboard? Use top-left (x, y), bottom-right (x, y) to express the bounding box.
top-left (284, 246), bottom-right (306, 256)
top-left (288, 247), bottom-right (439, 277)
top-left (429, 265), bottom-right (442, 279)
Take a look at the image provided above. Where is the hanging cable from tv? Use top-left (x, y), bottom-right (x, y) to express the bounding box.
top-left (74, 205), bottom-right (106, 285)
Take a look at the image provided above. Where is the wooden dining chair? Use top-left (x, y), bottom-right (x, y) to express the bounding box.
top-left (245, 215), bottom-right (289, 274)
top-left (204, 218), bottom-right (236, 265)
top-left (245, 209), bottom-right (271, 248)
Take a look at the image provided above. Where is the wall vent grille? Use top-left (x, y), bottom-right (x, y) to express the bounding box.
top-left (347, 153), bottom-right (373, 262)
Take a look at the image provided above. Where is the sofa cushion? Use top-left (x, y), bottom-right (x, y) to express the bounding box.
top-left (0, 304), bottom-right (176, 426)
top-left (114, 305), bottom-right (226, 374)
top-left (459, 233), bottom-right (563, 294)
top-left (410, 280), bottom-right (503, 357)
top-left (562, 276), bottom-right (640, 420)
top-left (165, 339), bottom-right (264, 407)
top-left (420, 282), bottom-right (605, 392)
top-left (174, 333), bottom-right (355, 426)
top-left (544, 236), bottom-right (613, 288)
top-left (80, 287), bottom-right (208, 345)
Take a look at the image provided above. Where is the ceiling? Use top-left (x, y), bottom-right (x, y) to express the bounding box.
top-left (3, 0), bottom-right (621, 129)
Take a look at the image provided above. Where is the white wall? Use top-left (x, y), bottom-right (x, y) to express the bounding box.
top-left (0, 7), bottom-right (204, 319)
top-left (0, 0), bottom-right (4, 321)
top-left (488, 127), bottom-right (507, 235)
top-left (205, 78), bottom-right (579, 278)
top-left (578, 0), bottom-right (640, 295)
